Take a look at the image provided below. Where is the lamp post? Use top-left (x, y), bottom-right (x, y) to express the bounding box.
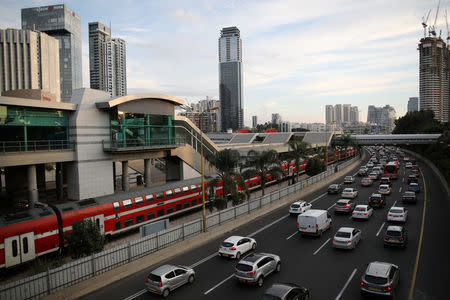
top-left (200, 105), bottom-right (219, 232)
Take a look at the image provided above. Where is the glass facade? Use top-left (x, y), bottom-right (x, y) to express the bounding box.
top-left (0, 105), bottom-right (70, 151)
top-left (109, 109), bottom-right (177, 148)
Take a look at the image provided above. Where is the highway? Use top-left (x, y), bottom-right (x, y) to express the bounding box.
top-left (80, 151), bottom-right (449, 300)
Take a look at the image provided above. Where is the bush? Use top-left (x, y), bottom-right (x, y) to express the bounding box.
top-left (66, 219), bottom-right (105, 259)
top-left (305, 158), bottom-right (325, 176)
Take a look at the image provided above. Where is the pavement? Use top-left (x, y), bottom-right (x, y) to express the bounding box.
top-left (43, 155), bottom-right (364, 300)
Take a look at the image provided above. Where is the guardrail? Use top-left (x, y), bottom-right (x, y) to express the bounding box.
top-left (0, 156), bottom-right (360, 300)
top-left (102, 138), bottom-right (185, 151)
top-left (0, 140), bottom-right (74, 153)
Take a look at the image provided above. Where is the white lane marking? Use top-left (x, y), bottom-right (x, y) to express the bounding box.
top-left (402, 178), bottom-right (405, 182)
top-left (376, 222), bottom-right (386, 237)
top-left (348, 215), bottom-right (353, 219)
top-left (313, 238), bottom-right (331, 255)
top-left (393, 200), bottom-right (397, 207)
top-left (335, 268), bottom-right (358, 300)
top-left (190, 252), bottom-right (219, 268)
top-left (327, 203), bottom-right (335, 211)
top-left (399, 187), bottom-right (402, 193)
top-left (248, 214), bottom-right (289, 238)
top-left (122, 289), bottom-right (146, 300)
top-left (204, 274), bottom-right (234, 295)
top-left (286, 231), bottom-right (298, 240)
top-left (310, 192), bottom-right (328, 204)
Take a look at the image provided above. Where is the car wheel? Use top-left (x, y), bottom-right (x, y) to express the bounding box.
top-left (257, 276), bottom-right (264, 287)
top-left (276, 262), bottom-right (281, 272)
top-left (318, 230), bottom-right (323, 237)
top-left (236, 252), bottom-right (241, 260)
top-left (162, 289), bottom-right (170, 298)
top-left (252, 243), bottom-right (256, 250)
top-left (188, 274), bottom-right (195, 284)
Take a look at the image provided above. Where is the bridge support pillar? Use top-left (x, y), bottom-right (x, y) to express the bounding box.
top-left (165, 157), bottom-right (183, 182)
top-left (122, 161), bottom-right (129, 192)
top-left (56, 162), bottom-right (63, 201)
top-left (27, 164), bottom-right (38, 206)
top-left (144, 159), bottom-right (151, 187)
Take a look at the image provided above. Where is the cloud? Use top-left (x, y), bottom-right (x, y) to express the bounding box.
top-left (170, 9), bottom-right (200, 21)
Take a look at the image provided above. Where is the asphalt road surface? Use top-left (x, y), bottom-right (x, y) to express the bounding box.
top-left (80, 151), bottom-right (449, 300)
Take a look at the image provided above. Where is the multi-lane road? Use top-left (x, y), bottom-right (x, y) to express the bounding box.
top-left (81, 152), bottom-right (449, 300)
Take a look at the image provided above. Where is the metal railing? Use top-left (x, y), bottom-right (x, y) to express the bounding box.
top-left (0, 140), bottom-right (74, 153)
top-left (0, 156), bottom-right (360, 300)
top-left (102, 137), bottom-right (186, 151)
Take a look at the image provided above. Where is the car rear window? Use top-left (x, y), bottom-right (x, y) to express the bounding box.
top-left (236, 263), bottom-right (253, 272)
top-left (404, 192), bottom-right (415, 196)
top-left (343, 189), bottom-right (352, 193)
top-left (222, 242), bottom-right (234, 247)
top-left (370, 197), bottom-right (380, 201)
top-left (148, 274), bottom-right (161, 282)
top-left (365, 275), bottom-right (388, 285)
top-left (390, 209), bottom-right (403, 213)
top-left (386, 230), bottom-right (401, 237)
top-left (291, 204), bottom-right (300, 208)
top-left (336, 201), bottom-right (348, 206)
top-left (335, 232), bottom-right (351, 238)
top-left (354, 207), bottom-right (365, 211)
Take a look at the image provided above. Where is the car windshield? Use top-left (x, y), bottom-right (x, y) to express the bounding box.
top-left (365, 275), bottom-right (388, 285)
top-left (386, 230), bottom-right (401, 237)
top-left (390, 209), bottom-right (403, 214)
top-left (335, 232), bottom-right (351, 238)
top-left (222, 242), bottom-right (234, 247)
top-left (236, 263), bottom-right (253, 272)
top-left (345, 176), bottom-right (352, 179)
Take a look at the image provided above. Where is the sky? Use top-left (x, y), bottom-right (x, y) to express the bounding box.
top-left (0, 0), bottom-right (444, 126)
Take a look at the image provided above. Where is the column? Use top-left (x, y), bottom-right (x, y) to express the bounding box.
top-left (27, 165), bottom-right (38, 205)
top-left (56, 162), bottom-right (63, 201)
top-left (122, 161), bottom-right (129, 192)
top-left (113, 162), bottom-right (116, 191)
top-left (144, 158), bottom-right (151, 187)
top-left (36, 164), bottom-right (46, 199)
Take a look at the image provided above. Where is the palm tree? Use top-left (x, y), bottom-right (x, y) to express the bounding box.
top-left (242, 150), bottom-right (284, 196)
top-left (331, 134), bottom-right (357, 158)
top-left (287, 141), bottom-right (310, 184)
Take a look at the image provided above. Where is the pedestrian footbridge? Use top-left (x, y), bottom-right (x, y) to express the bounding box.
top-left (350, 134), bottom-right (442, 145)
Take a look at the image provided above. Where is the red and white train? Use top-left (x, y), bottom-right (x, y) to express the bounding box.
top-left (0, 148), bottom-right (355, 268)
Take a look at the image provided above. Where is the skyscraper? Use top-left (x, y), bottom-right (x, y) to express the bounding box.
top-left (343, 104), bottom-right (351, 123)
top-left (350, 106), bottom-right (359, 123)
top-left (418, 36), bottom-right (449, 122)
top-left (325, 105), bottom-right (334, 124)
top-left (0, 29), bottom-right (60, 100)
top-left (252, 116), bottom-right (257, 128)
top-left (89, 22), bottom-right (111, 91)
top-left (219, 26), bottom-right (243, 131)
top-left (104, 38), bottom-right (127, 97)
top-left (367, 105), bottom-right (396, 133)
top-left (334, 104), bottom-right (343, 125)
top-left (271, 113), bottom-right (281, 125)
top-left (22, 4), bottom-right (82, 102)
top-left (408, 97), bottom-right (419, 113)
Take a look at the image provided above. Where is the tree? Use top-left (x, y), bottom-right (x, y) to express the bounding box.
top-left (66, 219), bottom-right (105, 259)
top-left (287, 141), bottom-right (310, 184)
top-left (305, 157), bottom-right (326, 176)
top-left (242, 150), bottom-right (284, 196)
top-left (393, 110), bottom-right (442, 134)
top-left (331, 134), bottom-right (357, 156)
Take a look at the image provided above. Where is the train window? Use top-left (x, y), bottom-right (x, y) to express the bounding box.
top-left (192, 199), bottom-right (197, 206)
top-left (136, 215), bottom-right (145, 224)
top-left (115, 221), bottom-right (122, 230)
top-left (123, 199), bottom-right (133, 208)
top-left (134, 196), bottom-right (144, 205)
top-left (156, 192), bottom-right (164, 200)
top-left (113, 202), bottom-right (120, 210)
top-left (157, 208), bottom-right (165, 217)
top-left (190, 185), bottom-right (197, 191)
top-left (174, 188), bottom-right (181, 195)
top-left (22, 237), bottom-right (28, 254)
top-left (165, 190), bottom-right (173, 198)
top-left (184, 201), bottom-right (191, 208)
top-left (146, 194), bottom-right (154, 202)
top-left (12, 240), bottom-right (18, 257)
top-left (182, 186), bottom-right (189, 193)
top-left (147, 212), bottom-right (155, 220)
top-left (175, 204), bottom-right (182, 211)
top-left (166, 206), bottom-right (174, 214)
top-left (124, 218), bottom-right (134, 227)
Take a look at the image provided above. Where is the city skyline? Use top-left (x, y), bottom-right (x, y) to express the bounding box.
top-left (0, 0), bottom-right (432, 124)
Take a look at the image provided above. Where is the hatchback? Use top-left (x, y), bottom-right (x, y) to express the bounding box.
top-left (378, 184), bottom-right (391, 195)
top-left (146, 265), bottom-right (195, 297)
top-left (379, 177), bottom-right (392, 186)
top-left (327, 183), bottom-right (342, 194)
top-left (234, 253), bottom-right (281, 287)
top-left (360, 177), bottom-right (373, 187)
top-left (405, 162), bottom-right (412, 168)
top-left (368, 172), bottom-right (379, 181)
top-left (261, 283), bottom-right (310, 300)
top-left (344, 176), bottom-right (355, 184)
top-left (358, 168), bottom-right (368, 176)
top-left (289, 201), bottom-right (312, 215)
top-left (384, 225), bottom-right (408, 248)
top-left (341, 188), bottom-right (358, 199)
top-left (407, 183), bottom-right (420, 193)
top-left (219, 236), bottom-right (257, 259)
top-left (402, 191), bottom-right (416, 203)
top-left (387, 207), bottom-right (408, 223)
top-left (332, 227), bottom-right (362, 250)
top-left (368, 193), bottom-right (386, 208)
top-left (352, 205), bottom-right (373, 220)
top-left (360, 261), bottom-right (400, 297)
top-left (372, 166), bottom-right (382, 175)
top-left (333, 199), bottom-right (356, 214)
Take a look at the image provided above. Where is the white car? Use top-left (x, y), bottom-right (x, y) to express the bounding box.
top-left (352, 205), bottom-right (373, 220)
top-left (341, 188), bottom-right (358, 199)
top-left (366, 162), bottom-right (374, 168)
top-left (332, 227), bottom-right (362, 250)
top-left (289, 201), bottom-right (312, 215)
top-left (372, 166), bottom-right (383, 175)
top-left (344, 176), bottom-right (355, 184)
top-left (378, 184), bottom-right (391, 195)
top-left (405, 162), bottom-right (412, 168)
top-left (387, 207), bottom-right (408, 223)
top-left (218, 236), bottom-right (256, 259)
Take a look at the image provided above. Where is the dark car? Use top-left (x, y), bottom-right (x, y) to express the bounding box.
top-left (402, 191), bottom-right (416, 203)
top-left (379, 177), bottom-right (392, 187)
top-left (411, 169), bottom-right (420, 177)
top-left (411, 164), bottom-right (420, 171)
top-left (368, 193), bottom-right (386, 208)
top-left (327, 184), bottom-right (342, 194)
top-left (407, 175), bottom-right (419, 184)
top-left (261, 283), bottom-right (310, 300)
top-left (407, 183), bottom-right (420, 193)
top-left (360, 262), bottom-right (400, 298)
top-left (384, 225), bottom-right (408, 248)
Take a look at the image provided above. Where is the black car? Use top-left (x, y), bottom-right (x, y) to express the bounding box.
top-left (402, 191), bottom-right (417, 203)
top-left (368, 193), bottom-right (386, 208)
top-left (407, 175), bottom-right (419, 184)
top-left (379, 177), bottom-right (392, 187)
top-left (384, 225), bottom-right (408, 248)
top-left (261, 283), bottom-right (310, 300)
top-left (327, 184), bottom-right (342, 194)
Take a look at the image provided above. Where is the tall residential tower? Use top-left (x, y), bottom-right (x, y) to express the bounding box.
top-left (104, 38), bottom-right (127, 97)
top-left (89, 22), bottom-right (111, 91)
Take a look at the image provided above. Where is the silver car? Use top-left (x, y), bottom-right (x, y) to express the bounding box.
top-left (234, 253), bottom-right (281, 287)
top-left (332, 227), bottom-right (362, 250)
top-left (146, 264), bottom-right (195, 297)
top-left (360, 261), bottom-right (400, 298)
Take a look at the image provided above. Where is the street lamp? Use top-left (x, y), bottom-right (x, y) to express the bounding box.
top-left (200, 105), bottom-right (219, 232)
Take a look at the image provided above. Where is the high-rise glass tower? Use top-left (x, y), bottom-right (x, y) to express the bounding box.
top-left (22, 4), bottom-right (82, 102)
top-left (89, 22), bottom-right (111, 91)
top-left (219, 26), bottom-right (243, 131)
top-left (408, 97), bottom-right (419, 112)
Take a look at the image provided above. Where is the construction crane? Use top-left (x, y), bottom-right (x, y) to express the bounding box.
top-left (445, 10), bottom-right (450, 44)
top-left (430, 0), bottom-right (441, 36)
top-left (422, 9), bottom-right (432, 37)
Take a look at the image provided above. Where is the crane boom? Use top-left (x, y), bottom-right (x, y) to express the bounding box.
top-left (434, 0), bottom-right (440, 27)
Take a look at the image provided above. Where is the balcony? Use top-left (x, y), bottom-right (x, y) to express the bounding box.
top-left (102, 137), bottom-right (185, 152)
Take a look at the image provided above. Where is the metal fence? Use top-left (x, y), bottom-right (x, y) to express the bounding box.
top-left (0, 156), bottom-right (360, 300)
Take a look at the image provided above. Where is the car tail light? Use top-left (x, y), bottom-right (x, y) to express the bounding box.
top-left (360, 280), bottom-right (368, 286)
top-left (159, 282), bottom-right (163, 287)
top-left (333, 238), bottom-right (337, 242)
top-left (364, 213), bottom-right (367, 215)
top-left (384, 235), bottom-right (389, 240)
top-left (399, 237), bottom-right (404, 241)
top-left (219, 246), bottom-right (222, 249)
top-left (229, 247), bottom-right (236, 250)
top-left (401, 214), bottom-right (406, 217)
top-left (146, 277), bottom-right (149, 283)
top-left (316, 224), bottom-right (318, 232)
top-left (388, 213), bottom-right (391, 216)
top-left (297, 223), bottom-right (299, 228)
top-left (346, 240), bottom-right (352, 243)
top-left (384, 284), bottom-right (392, 291)
top-left (248, 270), bottom-right (256, 276)
top-left (344, 205), bottom-right (349, 208)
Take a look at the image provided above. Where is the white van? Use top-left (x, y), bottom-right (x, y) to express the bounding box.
top-left (297, 209), bottom-right (332, 237)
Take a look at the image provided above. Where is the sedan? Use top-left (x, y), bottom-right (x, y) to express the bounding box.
top-left (341, 188), bottom-right (358, 199)
top-left (332, 227), bottom-right (362, 250)
top-left (352, 205), bottom-right (373, 220)
top-left (368, 172), bottom-right (379, 181)
top-left (378, 184), bottom-right (391, 195)
top-left (402, 191), bottom-right (417, 203)
top-left (261, 283), bottom-right (310, 300)
top-left (358, 168), bottom-right (368, 176)
top-left (366, 162), bottom-right (374, 168)
top-left (368, 193), bottom-right (386, 208)
top-left (405, 162), bottom-right (412, 168)
top-left (407, 175), bottom-right (419, 184)
top-left (234, 253), bottom-right (281, 287)
top-left (333, 199), bottom-right (356, 214)
top-left (384, 225), bottom-right (408, 248)
top-left (360, 177), bottom-right (373, 187)
top-left (219, 236), bottom-right (257, 259)
top-left (407, 182), bottom-right (420, 193)
top-left (289, 201), bottom-right (312, 215)
top-left (146, 265), bottom-right (195, 298)
top-left (327, 183), bottom-right (342, 194)
top-left (344, 175), bottom-right (355, 184)
top-left (387, 207), bottom-right (408, 223)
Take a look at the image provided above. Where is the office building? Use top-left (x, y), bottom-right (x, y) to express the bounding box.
top-left (343, 104), bottom-right (351, 123)
top-left (350, 106), bottom-right (359, 123)
top-left (219, 26), bottom-right (243, 131)
top-left (279, 121), bottom-right (291, 132)
top-left (179, 97), bottom-right (220, 132)
top-left (104, 38), bottom-right (127, 97)
top-left (367, 105), bottom-right (397, 133)
top-left (418, 36), bottom-right (449, 122)
top-left (0, 28), bottom-right (60, 100)
top-left (252, 116), bottom-right (257, 128)
top-left (408, 97), bottom-right (419, 113)
top-left (325, 105), bottom-right (334, 124)
top-left (334, 104), bottom-right (343, 125)
top-left (89, 22), bottom-right (111, 91)
top-left (22, 4), bottom-right (82, 102)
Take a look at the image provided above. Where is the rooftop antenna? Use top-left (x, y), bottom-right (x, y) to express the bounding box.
top-left (422, 9), bottom-right (432, 37)
top-left (430, 0), bottom-right (441, 37)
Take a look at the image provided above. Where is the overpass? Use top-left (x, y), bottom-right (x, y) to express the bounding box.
top-left (350, 134), bottom-right (442, 145)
